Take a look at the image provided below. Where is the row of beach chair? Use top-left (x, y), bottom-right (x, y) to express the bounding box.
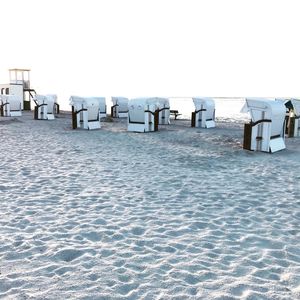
top-left (1, 94), bottom-right (299, 153)
top-left (69, 96), bottom-right (300, 153)
top-left (70, 97), bottom-right (216, 132)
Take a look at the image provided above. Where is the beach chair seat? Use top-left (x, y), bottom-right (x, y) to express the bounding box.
top-left (191, 98), bottom-right (215, 128)
top-left (0, 95), bottom-right (22, 117)
top-left (242, 98), bottom-right (286, 153)
top-left (111, 97), bottom-right (129, 118)
top-left (128, 98), bottom-right (158, 132)
top-left (34, 94), bottom-right (56, 120)
top-left (70, 96), bottom-right (101, 130)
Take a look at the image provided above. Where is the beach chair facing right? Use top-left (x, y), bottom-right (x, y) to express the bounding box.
top-left (0, 94), bottom-right (22, 117)
top-left (111, 97), bottom-right (129, 118)
top-left (191, 98), bottom-right (216, 128)
top-left (128, 98), bottom-right (159, 132)
top-left (70, 96), bottom-right (102, 130)
top-left (242, 98), bottom-right (286, 153)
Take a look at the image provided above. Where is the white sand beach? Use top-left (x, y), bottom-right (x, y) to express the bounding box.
top-left (0, 112), bottom-right (300, 299)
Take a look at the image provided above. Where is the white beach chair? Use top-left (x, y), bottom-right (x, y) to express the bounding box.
top-left (147, 97), bottom-right (170, 125)
top-left (242, 98), bottom-right (286, 153)
top-left (70, 96), bottom-right (101, 130)
top-left (46, 94), bottom-right (59, 114)
top-left (288, 98), bottom-right (300, 137)
top-left (0, 94), bottom-right (22, 117)
top-left (128, 98), bottom-right (159, 132)
top-left (83, 97), bottom-right (106, 118)
top-left (191, 98), bottom-right (216, 128)
top-left (34, 94), bottom-right (56, 120)
top-left (276, 98), bottom-right (300, 137)
top-left (111, 97), bottom-right (129, 118)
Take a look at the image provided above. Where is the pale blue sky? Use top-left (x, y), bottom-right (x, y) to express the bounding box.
top-left (0, 0), bottom-right (299, 109)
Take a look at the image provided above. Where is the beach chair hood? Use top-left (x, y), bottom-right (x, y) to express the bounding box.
top-left (243, 98), bottom-right (286, 152)
top-left (111, 97), bottom-right (129, 116)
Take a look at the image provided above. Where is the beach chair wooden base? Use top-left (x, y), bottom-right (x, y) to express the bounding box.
top-left (243, 123), bottom-right (252, 150)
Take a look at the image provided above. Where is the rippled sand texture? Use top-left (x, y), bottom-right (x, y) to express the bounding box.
top-left (0, 112), bottom-right (299, 299)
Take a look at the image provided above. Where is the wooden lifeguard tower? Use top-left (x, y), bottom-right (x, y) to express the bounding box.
top-left (8, 68), bottom-right (36, 110)
top-left (0, 69), bottom-right (36, 110)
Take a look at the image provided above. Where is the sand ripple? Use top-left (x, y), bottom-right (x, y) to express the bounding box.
top-left (0, 114), bottom-right (299, 299)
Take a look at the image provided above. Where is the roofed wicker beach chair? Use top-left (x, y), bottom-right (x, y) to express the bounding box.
top-left (95, 97), bottom-right (107, 119)
top-left (0, 94), bottom-right (22, 117)
top-left (127, 98), bottom-right (159, 132)
top-left (242, 98), bottom-right (286, 153)
top-left (70, 96), bottom-right (102, 130)
top-left (149, 97), bottom-right (170, 125)
top-left (191, 97), bottom-right (216, 128)
top-left (276, 98), bottom-right (300, 138)
top-left (33, 94), bottom-right (56, 120)
top-left (46, 94), bottom-right (59, 114)
top-left (111, 97), bottom-right (129, 118)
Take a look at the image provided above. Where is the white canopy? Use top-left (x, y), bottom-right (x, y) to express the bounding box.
top-left (192, 97), bottom-right (214, 109)
top-left (112, 97), bottom-right (129, 106)
top-left (70, 96), bottom-right (105, 109)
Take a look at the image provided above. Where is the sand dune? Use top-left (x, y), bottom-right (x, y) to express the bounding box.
top-left (0, 112), bottom-right (299, 299)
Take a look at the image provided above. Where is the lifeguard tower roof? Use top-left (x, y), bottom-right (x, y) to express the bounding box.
top-left (9, 68), bottom-right (31, 72)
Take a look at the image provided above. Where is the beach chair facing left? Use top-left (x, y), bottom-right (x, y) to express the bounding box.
top-left (191, 98), bottom-right (216, 128)
top-left (70, 96), bottom-right (101, 130)
top-left (33, 94), bottom-right (56, 120)
top-left (111, 97), bottom-right (129, 118)
top-left (0, 95), bottom-right (22, 117)
top-left (242, 98), bottom-right (286, 153)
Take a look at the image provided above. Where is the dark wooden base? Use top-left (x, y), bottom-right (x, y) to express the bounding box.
top-left (154, 110), bottom-right (159, 131)
top-left (243, 123), bottom-right (252, 150)
top-left (191, 112), bottom-right (195, 127)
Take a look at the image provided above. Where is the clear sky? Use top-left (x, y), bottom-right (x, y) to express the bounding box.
top-left (0, 0), bottom-right (299, 109)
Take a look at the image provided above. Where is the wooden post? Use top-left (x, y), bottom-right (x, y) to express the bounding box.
top-left (191, 112), bottom-right (196, 127)
top-left (287, 116), bottom-right (295, 138)
top-left (243, 123), bottom-right (252, 150)
top-left (72, 106), bottom-right (77, 129)
top-left (154, 109), bottom-right (159, 131)
top-left (34, 106), bottom-right (38, 119)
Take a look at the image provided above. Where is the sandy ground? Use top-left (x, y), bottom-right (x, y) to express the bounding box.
top-left (0, 112), bottom-right (299, 299)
